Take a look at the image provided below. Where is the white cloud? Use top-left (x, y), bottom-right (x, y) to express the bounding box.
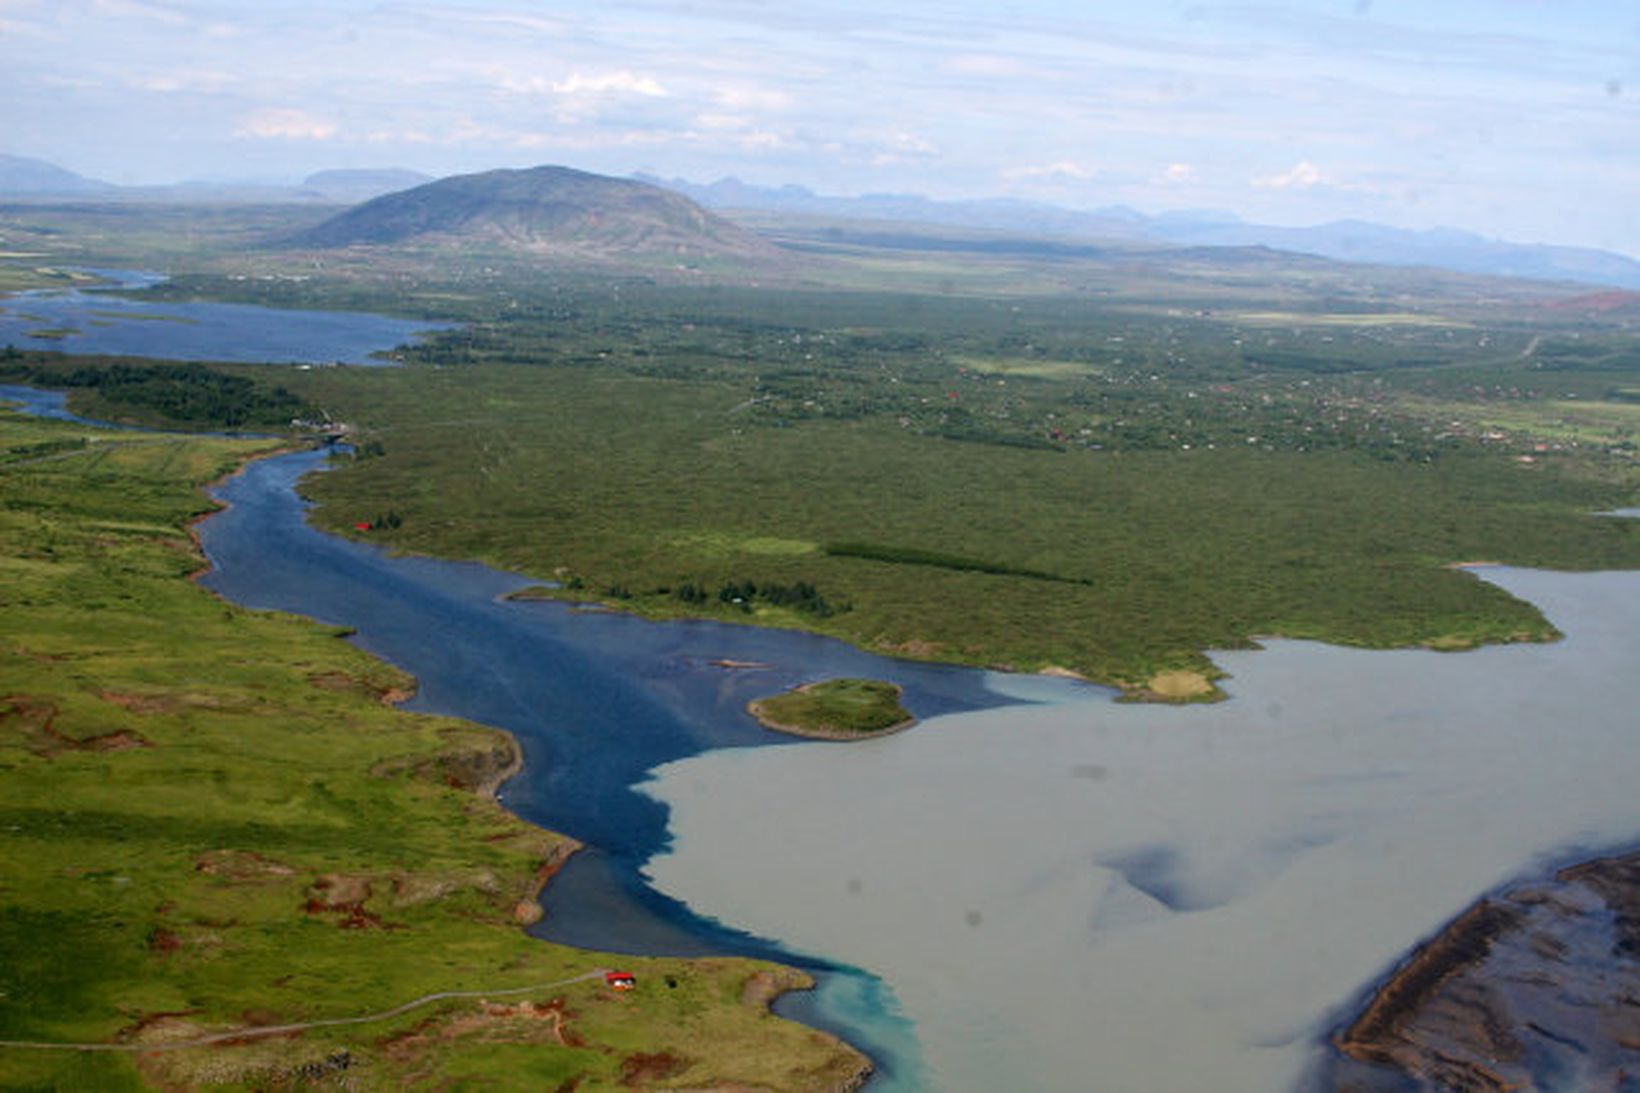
top-left (1248, 160), bottom-right (1405, 198)
top-left (1252, 160), bottom-right (1327, 189)
top-left (1156, 162), bottom-right (1195, 184)
top-left (551, 71), bottom-right (668, 97)
top-left (363, 127), bottom-right (435, 145)
top-left (866, 131), bottom-right (939, 166)
top-left (945, 53), bottom-right (1025, 77)
top-left (438, 10), bottom-right (570, 38)
top-left (91, 0), bottom-right (186, 26)
top-left (1003, 161), bottom-right (1101, 182)
top-left (0, 16), bottom-right (54, 39)
top-left (234, 107), bottom-right (339, 141)
top-left (886, 132), bottom-right (936, 156)
top-left (713, 85), bottom-right (794, 112)
top-left (130, 68), bottom-right (232, 93)
top-left (737, 130), bottom-right (790, 150)
top-left (694, 112), bottom-right (751, 131)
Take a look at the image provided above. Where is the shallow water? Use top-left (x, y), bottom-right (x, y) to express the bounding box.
top-left (0, 383), bottom-right (101, 425)
top-left (644, 566), bottom-right (1640, 1091)
top-left (0, 269), bottom-right (445, 364)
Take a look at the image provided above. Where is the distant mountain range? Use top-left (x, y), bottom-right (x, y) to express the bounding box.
top-left (640, 174), bottom-right (1640, 291)
top-left (299, 168), bottom-right (433, 203)
top-left (0, 153), bottom-right (117, 196)
top-left (290, 165), bottom-right (780, 265)
top-left (0, 155), bottom-right (430, 205)
top-left (4, 152), bottom-right (1638, 289)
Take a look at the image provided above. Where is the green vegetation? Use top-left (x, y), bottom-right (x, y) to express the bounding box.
top-left (0, 354), bottom-right (315, 429)
top-left (274, 357), bottom-right (1640, 695)
top-left (3, 195), bottom-right (1640, 1085)
top-left (825, 540), bottom-right (1092, 585)
top-left (674, 577), bottom-right (842, 617)
top-left (748, 679), bottom-right (913, 738)
top-left (0, 407), bottom-right (866, 1089)
top-left (4, 202), bottom-right (1640, 700)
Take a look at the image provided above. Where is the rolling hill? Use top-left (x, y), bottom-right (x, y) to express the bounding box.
top-left (292, 165), bottom-right (784, 266)
top-left (0, 153), bottom-right (115, 196)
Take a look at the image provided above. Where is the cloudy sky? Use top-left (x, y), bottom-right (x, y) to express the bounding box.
top-left (3, 0), bottom-right (1637, 253)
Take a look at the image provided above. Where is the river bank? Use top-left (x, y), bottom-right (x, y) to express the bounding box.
top-left (1328, 845), bottom-right (1640, 1090)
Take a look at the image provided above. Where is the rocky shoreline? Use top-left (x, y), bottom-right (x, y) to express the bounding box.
top-left (1328, 848), bottom-right (1640, 1090)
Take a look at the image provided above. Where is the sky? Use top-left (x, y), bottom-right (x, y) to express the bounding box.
top-left (3, 0), bottom-right (1637, 253)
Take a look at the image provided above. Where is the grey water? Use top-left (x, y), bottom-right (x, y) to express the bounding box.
top-left (645, 565), bottom-right (1640, 1091)
top-left (0, 268), bottom-right (446, 364)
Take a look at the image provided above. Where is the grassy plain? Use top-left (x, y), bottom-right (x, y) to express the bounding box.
top-left (0, 407), bottom-right (866, 1089)
top-left (3, 202), bottom-right (1640, 698)
top-left (277, 352), bottom-right (1640, 694)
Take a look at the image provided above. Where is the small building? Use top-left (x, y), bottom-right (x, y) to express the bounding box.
top-left (605, 971), bottom-right (637, 991)
top-left (354, 521), bottom-right (373, 532)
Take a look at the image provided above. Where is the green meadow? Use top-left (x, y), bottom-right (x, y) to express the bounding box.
top-left (0, 407), bottom-right (865, 1090)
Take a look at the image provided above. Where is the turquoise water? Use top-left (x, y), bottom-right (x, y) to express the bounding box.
top-left (777, 966), bottom-right (930, 1091)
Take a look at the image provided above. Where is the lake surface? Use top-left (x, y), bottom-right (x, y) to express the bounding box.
top-left (644, 566), bottom-right (1640, 1091)
top-left (0, 268), bottom-right (445, 364)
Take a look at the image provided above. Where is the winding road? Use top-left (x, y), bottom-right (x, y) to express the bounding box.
top-left (0, 969), bottom-right (609, 1053)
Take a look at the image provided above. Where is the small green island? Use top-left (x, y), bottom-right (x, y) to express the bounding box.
top-left (747, 678), bottom-right (916, 740)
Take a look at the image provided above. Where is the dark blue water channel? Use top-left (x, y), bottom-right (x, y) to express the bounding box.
top-left (194, 446), bottom-right (1038, 1084)
top-left (0, 268), bottom-right (447, 364)
top-left (0, 383), bottom-right (103, 426)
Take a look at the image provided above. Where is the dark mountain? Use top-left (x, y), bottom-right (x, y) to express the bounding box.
top-left (300, 168), bottom-right (433, 203)
top-left (645, 174), bottom-right (1640, 290)
top-left (0, 154), bottom-right (115, 196)
top-left (293, 165), bottom-right (782, 264)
